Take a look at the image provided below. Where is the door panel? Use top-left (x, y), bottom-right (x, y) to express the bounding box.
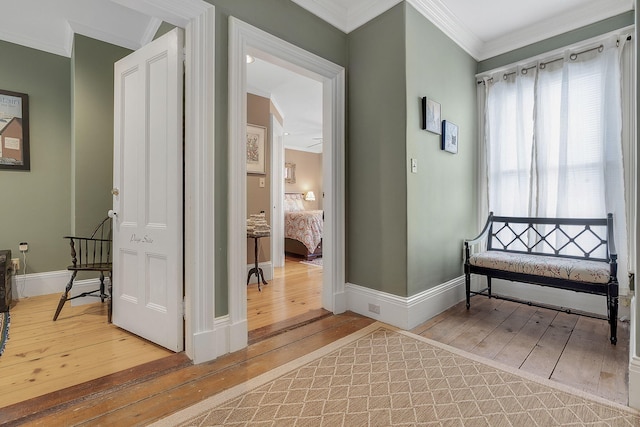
top-left (112, 28), bottom-right (184, 352)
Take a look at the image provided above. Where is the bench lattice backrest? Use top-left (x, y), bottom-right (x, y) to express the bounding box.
top-left (488, 215), bottom-right (611, 262)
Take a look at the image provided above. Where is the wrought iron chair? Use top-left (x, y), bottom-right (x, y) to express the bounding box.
top-left (53, 217), bottom-right (113, 321)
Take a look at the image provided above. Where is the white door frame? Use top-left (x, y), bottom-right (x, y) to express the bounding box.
top-left (119, 0), bottom-right (217, 363)
top-left (270, 114), bottom-right (285, 268)
top-left (228, 18), bottom-right (346, 351)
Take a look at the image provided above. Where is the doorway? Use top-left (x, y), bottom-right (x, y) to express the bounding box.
top-left (227, 18), bottom-right (346, 352)
top-left (245, 56), bottom-right (326, 338)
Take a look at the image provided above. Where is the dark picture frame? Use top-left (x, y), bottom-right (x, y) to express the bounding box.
top-left (441, 120), bottom-right (458, 154)
top-left (0, 89), bottom-right (30, 171)
top-left (421, 97), bottom-right (441, 134)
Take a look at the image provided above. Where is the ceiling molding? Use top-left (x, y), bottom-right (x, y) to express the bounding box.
top-left (478, 0), bottom-right (634, 61)
top-left (291, 0), bottom-right (349, 32)
top-left (344, 0), bottom-right (403, 32)
top-left (110, 0), bottom-right (212, 28)
top-left (0, 27), bottom-right (72, 57)
top-left (292, 0), bottom-right (633, 61)
top-left (69, 20), bottom-right (153, 52)
top-left (407, 0), bottom-right (483, 59)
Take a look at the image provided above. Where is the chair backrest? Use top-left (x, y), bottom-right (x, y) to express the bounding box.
top-left (67, 217), bottom-right (112, 269)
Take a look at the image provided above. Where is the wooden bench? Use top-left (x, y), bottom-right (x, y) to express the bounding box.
top-left (464, 213), bottom-right (618, 344)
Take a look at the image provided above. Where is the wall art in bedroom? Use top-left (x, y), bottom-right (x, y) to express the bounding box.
top-left (246, 124), bottom-right (266, 175)
top-left (0, 89), bottom-right (30, 171)
top-left (441, 120), bottom-right (458, 154)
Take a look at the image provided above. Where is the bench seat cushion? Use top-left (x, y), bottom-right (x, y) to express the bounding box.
top-left (469, 251), bottom-right (610, 284)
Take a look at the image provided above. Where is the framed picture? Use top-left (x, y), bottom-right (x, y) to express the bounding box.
top-left (421, 97), bottom-right (441, 134)
top-left (0, 89), bottom-right (30, 171)
top-left (441, 120), bottom-right (458, 154)
top-left (246, 124), bottom-right (266, 175)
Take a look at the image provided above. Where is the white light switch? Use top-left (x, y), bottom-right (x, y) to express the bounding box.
top-left (259, 177), bottom-right (265, 188)
top-left (411, 158), bottom-right (418, 173)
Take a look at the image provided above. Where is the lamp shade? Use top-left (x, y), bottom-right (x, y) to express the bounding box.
top-left (305, 191), bottom-right (316, 201)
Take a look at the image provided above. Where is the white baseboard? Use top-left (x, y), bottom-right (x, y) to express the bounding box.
top-left (190, 316), bottom-right (226, 364)
top-left (246, 261), bottom-right (273, 285)
top-left (11, 270), bottom-right (69, 299)
top-left (345, 276), bottom-right (466, 330)
top-left (629, 295), bottom-right (640, 410)
top-left (10, 270), bottom-right (111, 308)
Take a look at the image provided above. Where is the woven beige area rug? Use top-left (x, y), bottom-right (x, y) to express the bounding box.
top-left (152, 322), bottom-right (640, 426)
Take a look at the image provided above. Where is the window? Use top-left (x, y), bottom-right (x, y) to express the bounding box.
top-left (478, 33), bottom-right (634, 292)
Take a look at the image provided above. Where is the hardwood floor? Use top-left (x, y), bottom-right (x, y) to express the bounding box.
top-left (410, 296), bottom-right (630, 406)
top-left (0, 293), bottom-right (173, 408)
top-left (247, 256), bottom-right (325, 332)
top-left (1, 274), bottom-right (631, 425)
top-left (0, 257), bottom-right (325, 420)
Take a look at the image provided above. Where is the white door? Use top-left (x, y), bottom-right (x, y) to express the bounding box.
top-left (111, 28), bottom-right (184, 352)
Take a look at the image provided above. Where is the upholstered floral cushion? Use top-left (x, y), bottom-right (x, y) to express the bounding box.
top-left (469, 251), bottom-right (611, 284)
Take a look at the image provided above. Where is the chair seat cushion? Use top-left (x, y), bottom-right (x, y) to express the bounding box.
top-left (469, 251), bottom-right (610, 284)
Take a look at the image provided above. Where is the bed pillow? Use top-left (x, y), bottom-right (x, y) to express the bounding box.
top-left (284, 194), bottom-right (305, 212)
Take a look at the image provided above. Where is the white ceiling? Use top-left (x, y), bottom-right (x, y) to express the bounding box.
top-left (0, 0), bottom-right (633, 152)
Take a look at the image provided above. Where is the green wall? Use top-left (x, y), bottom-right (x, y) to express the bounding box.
top-left (346, 3), bottom-right (478, 297)
top-left (347, 4), bottom-right (408, 295)
top-left (405, 5), bottom-right (477, 295)
top-left (206, 0), bottom-right (348, 315)
top-left (0, 35), bottom-right (130, 275)
top-left (72, 35), bottom-right (131, 236)
top-left (0, 41), bottom-right (71, 273)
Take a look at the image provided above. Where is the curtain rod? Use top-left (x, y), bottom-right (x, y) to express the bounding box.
top-left (477, 34), bottom-right (633, 85)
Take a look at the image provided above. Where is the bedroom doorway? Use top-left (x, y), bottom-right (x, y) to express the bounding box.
top-left (245, 48), bottom-right (326, 338)
top-left (228, 17), bottom-right (346, 352)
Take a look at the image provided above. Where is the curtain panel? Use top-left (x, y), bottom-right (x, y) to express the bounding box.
top-left (478, 35), bottom-right (632, 292)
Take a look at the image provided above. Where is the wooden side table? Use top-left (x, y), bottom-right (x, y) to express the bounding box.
top-left (247, 232), bottom-right (269, 291)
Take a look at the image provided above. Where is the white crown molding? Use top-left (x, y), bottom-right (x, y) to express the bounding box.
top-left (291, 0), bottom-right (349, 31)
top-left (0, 27), bottom-right (72, 57)
top-left (110, 0), bottom-right (211, 28)
top-left (292, 0), bottom-right (633, 61)
top-left (69, 20), bottom-right (145, 52)
top-left (344, 0), bottom-right (403, 32)
top-left (407, 0), bottom-right (483, 59)
top-left (479, 0), bottom-right (634, 60)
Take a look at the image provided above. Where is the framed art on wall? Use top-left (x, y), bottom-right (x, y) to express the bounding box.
top-left (441, 120), bottom-right (458, 154)
top-left (246, 124), bottom-right (266, 175)
top-left (421, 97), bottom-right (441, 134)
top-left (0, 89), bottom-right (30, 171)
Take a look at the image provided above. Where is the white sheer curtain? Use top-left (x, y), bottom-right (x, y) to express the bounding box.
top-left (481, 35), bottom-right (630, 291)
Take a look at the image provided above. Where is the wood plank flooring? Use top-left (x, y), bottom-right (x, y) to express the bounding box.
top-left (1, 273), bottom-right (632, 425)
top-left (0, 293), bottom-right (174, 408)
top-left (410, 296), bottom-right (630, 405)
top-left (0, 257), bottom-right (324, 414)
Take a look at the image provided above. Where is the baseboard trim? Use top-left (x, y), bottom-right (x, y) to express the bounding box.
top-left (629, 295), bottom-right (640, 410)
top-left (345, 276), bottom-right (466, 330)
top-left (11, 270), bottom-right (69, 300)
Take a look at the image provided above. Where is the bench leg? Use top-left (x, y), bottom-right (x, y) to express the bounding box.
top-left (53, 271), bottom-right (77, 321)
top-left (465, 273), bottom-right (471, 309)
top-left (608, 283), bottom-right (619, 345)
top-left (487, 277), bottom-right (492, 298)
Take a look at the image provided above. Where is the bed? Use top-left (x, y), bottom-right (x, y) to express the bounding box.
top-left (284, 193), bottom-right (323, 260)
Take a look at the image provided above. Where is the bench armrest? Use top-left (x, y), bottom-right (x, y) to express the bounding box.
top-left (464, 212), bottom-right (493, 248)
